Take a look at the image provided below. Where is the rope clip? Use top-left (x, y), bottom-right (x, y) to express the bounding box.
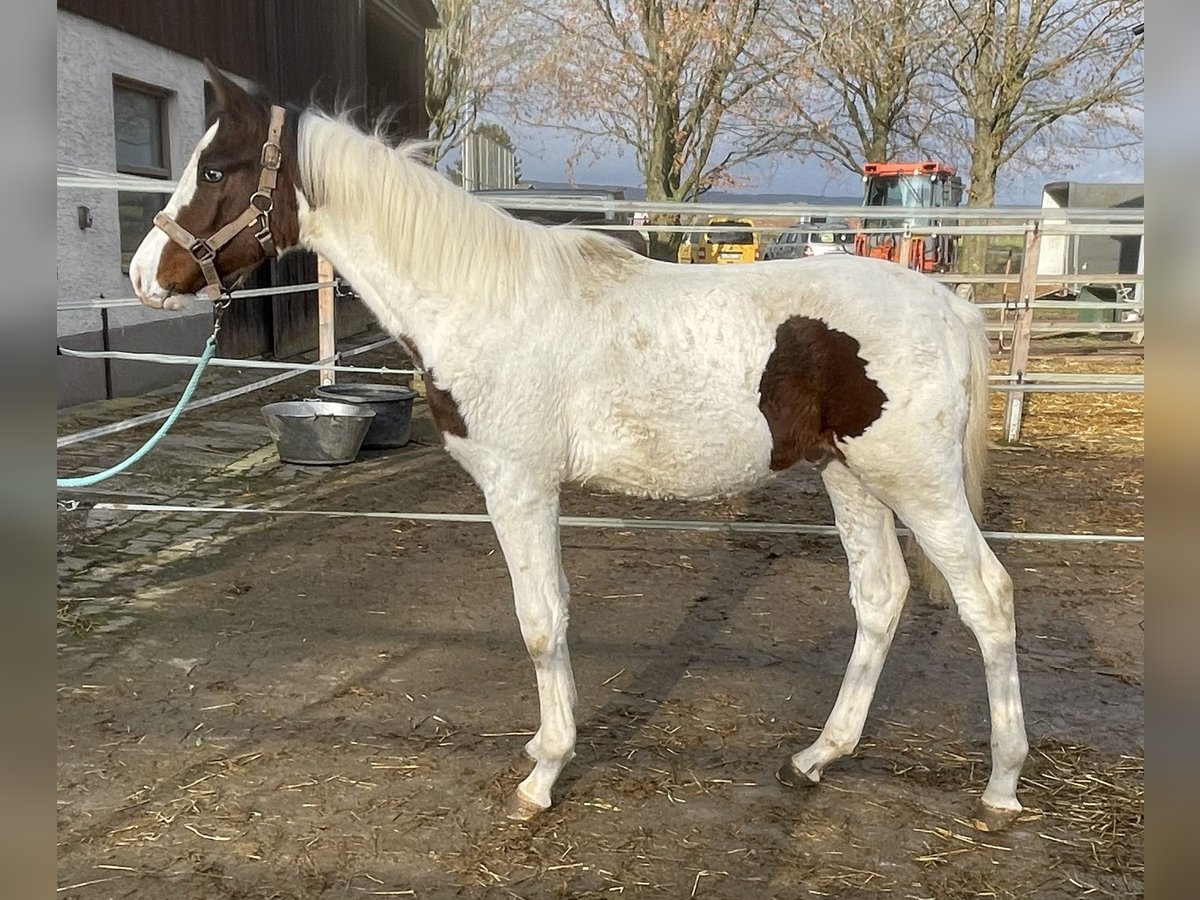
top-left (211, 292), bottom-right (234, 337)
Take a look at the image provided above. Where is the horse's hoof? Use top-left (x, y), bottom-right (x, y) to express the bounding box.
top-left (776, 759), bottom-right (820, 789)
top-left (972, 801), bottom-right (1021, 832)
top-left (503, 790), bottom-right (548, 822)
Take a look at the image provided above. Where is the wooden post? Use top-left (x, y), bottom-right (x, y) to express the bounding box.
top-left (1002, 222), bottom-right (1042, 443)
top-left (317, 255), bottom-right (336, 386)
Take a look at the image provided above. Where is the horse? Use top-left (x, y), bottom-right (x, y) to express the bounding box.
top-left (129, 63), bottom-right (1028, 832)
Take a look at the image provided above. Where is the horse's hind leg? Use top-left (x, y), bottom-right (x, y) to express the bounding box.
top-left (479, 466), bottom-right (577, 820)
top-left (779, 461), bottom-right (910, 788)
top-left (885, 488), bottom-right (1028, 831)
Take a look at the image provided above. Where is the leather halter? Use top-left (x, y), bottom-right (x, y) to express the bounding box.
top-left (152, 105), bottom-right (287, 300)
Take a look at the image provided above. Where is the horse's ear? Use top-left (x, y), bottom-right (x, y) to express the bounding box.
top-left (204, 60), bottom-right (260, 119)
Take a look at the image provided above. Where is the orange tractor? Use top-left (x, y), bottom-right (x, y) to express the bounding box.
top-left (853, 161), bottom-right (964, 273)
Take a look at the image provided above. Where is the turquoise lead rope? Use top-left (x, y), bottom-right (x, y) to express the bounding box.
top-left (57, 306), bottom-right (226, 490)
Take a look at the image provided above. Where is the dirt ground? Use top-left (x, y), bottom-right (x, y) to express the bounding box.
top-left (56, 337), bottom-right (1143, 899)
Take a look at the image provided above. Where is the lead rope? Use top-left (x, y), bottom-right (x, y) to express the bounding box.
top-left (56, 299), bottom-right (231, 490)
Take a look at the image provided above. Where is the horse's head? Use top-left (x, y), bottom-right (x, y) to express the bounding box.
top-left (129, 63), bottom-right (301, 309)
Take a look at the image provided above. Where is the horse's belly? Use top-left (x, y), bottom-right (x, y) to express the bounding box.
top-left (572, 402), bottom-right (775, 500)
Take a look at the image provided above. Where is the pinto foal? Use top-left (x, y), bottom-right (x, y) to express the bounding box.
top-left (130, 66), bottom-right (1027, 831)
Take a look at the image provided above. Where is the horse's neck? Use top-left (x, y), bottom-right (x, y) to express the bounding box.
top-left (295, 113), bottom-right (575, 374)
top-left (294, 196), bottom-right (448, 350)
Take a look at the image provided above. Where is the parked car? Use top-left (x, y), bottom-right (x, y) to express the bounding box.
top-left (679, 218), bottom-right (761, 264)
top-left (764, 222), bottom-right (855, 260)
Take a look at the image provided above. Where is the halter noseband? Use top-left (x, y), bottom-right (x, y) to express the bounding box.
top-left (152, 105), bottom-right (287, 300)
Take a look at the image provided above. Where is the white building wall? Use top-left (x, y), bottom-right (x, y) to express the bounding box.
top-left (56, 10), bottom-right (212, 338)
top-left (1037, 186), bottom-right (1069, 280)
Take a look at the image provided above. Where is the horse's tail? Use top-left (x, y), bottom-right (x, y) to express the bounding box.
top-left (910, 297), bottom-right (991, 601)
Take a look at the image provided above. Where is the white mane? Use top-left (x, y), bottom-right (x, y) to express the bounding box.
top-left (296, 112), bottom-right (633, 310)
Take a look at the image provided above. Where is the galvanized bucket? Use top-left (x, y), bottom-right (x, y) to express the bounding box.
top-left (261, 400), bottom-right (375, 465)
top-left (312, 383), bottom-right (417, 449)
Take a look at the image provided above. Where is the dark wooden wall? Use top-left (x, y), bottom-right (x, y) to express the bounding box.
top-left (59, 0), bottom-right (273, 84)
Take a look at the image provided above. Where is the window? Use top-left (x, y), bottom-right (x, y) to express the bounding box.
top-left (808, 223), bottom-right (853, 245)
top-left (114, 79), bottom-right (171, 271)
top-left (704, 221), bottom-right (755, 246)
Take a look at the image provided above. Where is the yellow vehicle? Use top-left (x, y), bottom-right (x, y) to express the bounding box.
top-left (686, 217), bottom-right (761, 264)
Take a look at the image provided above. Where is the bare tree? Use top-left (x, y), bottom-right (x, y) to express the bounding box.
top-left (425, 0), bottom-right (521, 167)
top-left (495, 1), bottom-right (804, 255)
top-left (937, 0), bottom-right (1144, 213)
top-left (776, 0), bottom-right (945, 176)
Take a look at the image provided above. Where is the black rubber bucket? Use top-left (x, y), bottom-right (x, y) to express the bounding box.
top-left (311, 383), bottom-right (417, 449)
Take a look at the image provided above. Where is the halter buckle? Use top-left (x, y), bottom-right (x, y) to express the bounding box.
top-left (260, 141), bottom-right (283, 171)
top-left (188, 239), bottom-right (216, 263)
top-left (253, 215), bottom-right (277, 257)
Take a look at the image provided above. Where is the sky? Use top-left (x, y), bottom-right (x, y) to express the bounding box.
top-left (504, 125), bottom-right (1145, 206)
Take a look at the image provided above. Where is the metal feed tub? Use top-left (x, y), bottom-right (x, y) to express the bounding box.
top-left (261, 400), bottom-right (375, 465)
top-left (312, 383), bottom-right (417, 449)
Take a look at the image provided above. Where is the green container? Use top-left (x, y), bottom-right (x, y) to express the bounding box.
top-left (1075, 284), bottom-right (1118, 324)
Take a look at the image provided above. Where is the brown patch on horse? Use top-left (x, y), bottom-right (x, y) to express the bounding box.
top-left (757, 316), bottom-right (887, 470)
top-left (156, 65), bottom-right (303, 294)
top-left (397, 336), bottom-right (468, 440)
top-left (423, 373), bottom-right (469, 439)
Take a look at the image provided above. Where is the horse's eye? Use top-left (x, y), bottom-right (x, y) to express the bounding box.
top-left (201, 167), bottom-right (224, 183)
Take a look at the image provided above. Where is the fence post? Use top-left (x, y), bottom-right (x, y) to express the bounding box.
top-left (1002, 221), bottom-right (1042, 443)
top-left (317, 255), bottom-right (336, 386)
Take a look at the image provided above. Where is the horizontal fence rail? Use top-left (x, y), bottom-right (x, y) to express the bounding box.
top-left (56, 277), bottom-right (1143, 315)
top-left (57, 345), bottom-right (419, 377)
top-left (586, 222), bottom-right (1144, 238)
top-left (57, 280), bottom-right (340, 312)
top-left (83, 501), bottom-right (1145, 545)
top-left (54, 344), bottom-right (1140, 392)
top-left (59, 164), bottom-right (1143, 224)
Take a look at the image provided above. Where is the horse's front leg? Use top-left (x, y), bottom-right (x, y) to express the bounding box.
top-left (482, 469), bottom-right (577, 820)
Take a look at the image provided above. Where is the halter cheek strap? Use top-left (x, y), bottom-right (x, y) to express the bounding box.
top-left (153, 104), bottom-right (287, 300)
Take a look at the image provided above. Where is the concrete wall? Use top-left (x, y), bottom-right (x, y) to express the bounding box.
top-left (57, 10), bottom-right (214, 405)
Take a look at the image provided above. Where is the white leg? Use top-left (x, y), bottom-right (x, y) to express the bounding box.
top-left (481, 469), bottom-right (577, 818)
top-left (885, 489), bottom-right (1029, 831)
top-left (780, 461), bottom-right (910, 786)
